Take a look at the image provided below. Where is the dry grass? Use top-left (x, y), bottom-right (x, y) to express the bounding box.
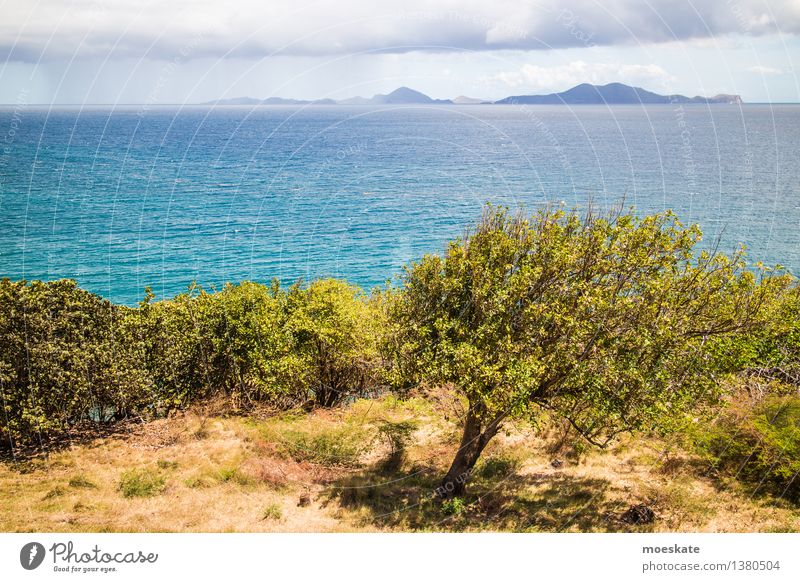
top-left (1, 396), bottom-right (798, 533)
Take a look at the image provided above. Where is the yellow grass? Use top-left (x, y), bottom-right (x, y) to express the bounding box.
top-left (1, 395), bottom-right (798, 533)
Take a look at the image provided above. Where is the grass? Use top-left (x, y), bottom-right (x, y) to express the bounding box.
top-left (264, 413), bottom-right (377, 467)
top-left (262, 503), bottom-right (283, 521)
top-left (43, 486), bottom-right (66, 500)
top-left (477, 454), bottom-right (522, 479)
top-left (441, 498), bottom-right (466, 515)
top-left (68, 475), bottom-right (97, 489)
top-left (118, 468), bottom-right (167, 498)
top-left (0, 396), bottom-right (798, 533)
top-left (214, 464), bottom-right (252, 486)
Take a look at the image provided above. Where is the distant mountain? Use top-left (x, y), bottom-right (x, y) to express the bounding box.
top-left (205, 96), bottom-right (336, 105)
top-left (262, 97), bottom-right (337, 105)
top-left (208, 87), bottom-right (450, 106)
top-left (452, 95), bottom-right (489, 104)
top-left (337, 96), bottom-right (374, 105)
top-left (337, 86), bottom-right (453, 105)
top-left (206, 96), bottom-right (263, 105)
top-left (371, 86), bottom-right (452, 104)
top-left (705, 94), bottom-right (743, 104)
top-left (203, 83), bottom-right (742, 106)
top-left (260, 97), bottom-right (308, 105)
top-left (494, 82), bottom-right (742, 105)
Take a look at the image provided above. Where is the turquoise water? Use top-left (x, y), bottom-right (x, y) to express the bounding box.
top-left (1, 104), bottom-right (798, 305)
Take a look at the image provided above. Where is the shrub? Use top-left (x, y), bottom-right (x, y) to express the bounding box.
top-left (441, 497), bottom-right (466, 515)
top-left (214, 465), bottom-right (252, 485)
top-left (131, 288), bottom-right (208, 411)
top-left (204, 282), bottom-right (299, 407)
top-left (136, 281), bottom-right (296, 411)
top-left (118, 468), bottom-right (166, 498)
top-left (43, 486), bottom-right (66, 500)
top-left (262, 503), bottom-right (283, 520)
top-left (280, 424), bottom-right (374, 466)
top-left (377, 420), bottom-right (417, 470)
top-left (477, 454), bottom-right (521, 479)
top-left (286, 279), bottom-right (381, 407)
top-left (68, 475), bottom-right (97, 489)
top-left (0, 277), bottom-right (384, 449)
top-left (184, 475), bottom-right (214, 489)
top-left (706, 282), bottom-right (800, 381)
top-left (0, 279), bottom-right (149, 446)
top-left (691, 395), bottom-right (800, 499)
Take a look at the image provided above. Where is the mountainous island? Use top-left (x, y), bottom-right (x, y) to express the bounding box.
top-left (205, 82), bottom-right (743, 106)
top-left (494, 82), bottom-right (742, 105)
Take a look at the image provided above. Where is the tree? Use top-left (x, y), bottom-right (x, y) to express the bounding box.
top-left (389, 205), bottom-right (775, 497)
top-left (286, 279), bottom-right (381, 407)
top-left (0, 279), bottom-right (148, 447)
top-left (135, 281), bottom-right (294, 411)
top-left (204, 281), bottom-right (293, 407)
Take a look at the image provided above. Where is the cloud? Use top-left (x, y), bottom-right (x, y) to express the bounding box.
top-left (481, 61), bottom-right (676, 92)
top-left (1, 0), bottom-right (799, 62)
top-left (746, 65), bottom-right (783, 75)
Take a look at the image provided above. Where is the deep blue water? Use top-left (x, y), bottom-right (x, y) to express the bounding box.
top-left (1, 104), bottom-right (798, 305)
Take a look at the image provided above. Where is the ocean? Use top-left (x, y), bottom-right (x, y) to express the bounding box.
top-left (1, 104), bottom-right (798, 305)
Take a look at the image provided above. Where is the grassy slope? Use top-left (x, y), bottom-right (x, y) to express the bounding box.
top-left (1, 393), bottom-right (798, 533)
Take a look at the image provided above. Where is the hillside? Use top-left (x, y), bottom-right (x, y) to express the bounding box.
top-left (204, 83), bottom-right (742, 106)
top-left (495, 82), bottom-right (743, 105)
top-left (2, 393), bottom-right (797, 533)
top-left (2, 208), bottom-right (797, 534)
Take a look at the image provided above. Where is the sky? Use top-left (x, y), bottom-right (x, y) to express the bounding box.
top-left (0, 0), bottom-right (798, 104)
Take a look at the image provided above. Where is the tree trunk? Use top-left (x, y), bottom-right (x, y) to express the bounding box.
top-left (438, 406), bottom-right (501, 498)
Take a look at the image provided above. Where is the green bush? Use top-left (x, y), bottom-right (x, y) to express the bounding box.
top-left (286, 279), bottom-right (382, 407)
top-left (706, 282), bottom-right (800, 380)
top-left (213, 464), bottom-right (252, 485)
top-left (280, 424), bottom-right (374, 466)
top-left (118, 468), bottom-right (166, 498)
top-left (477, 454), bottom-right (521, 479)
top-left (262, 503), bottom-right (283, 521)
top-left (136, 279), bottom-right (382, 411)
top-left (0, 277), bottom-right (385, 449)
top-left (441, 497), bottom-right (466, 515)
top-left (68, 475), bottom-right (97, 489)
top-left (692, 395), bottom-right (800, 499)
top-left (0, 279), bottom-right (149, 446)
top-left (136, 281), bottom-right (296, 411)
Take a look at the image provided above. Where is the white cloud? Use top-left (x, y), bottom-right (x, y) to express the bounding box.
top-left (481, 61), bottom-right (676, 92)
top-left (746, 65), bottom-right (783, 75)
top-left (0, 0), bottom-right (799, 62)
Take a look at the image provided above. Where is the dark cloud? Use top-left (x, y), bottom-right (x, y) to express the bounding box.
top-left (1, 0), bottom-right (798, 62)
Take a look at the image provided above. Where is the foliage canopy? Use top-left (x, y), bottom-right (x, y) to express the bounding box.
top-left (388, 205), bottom-right (780, 495)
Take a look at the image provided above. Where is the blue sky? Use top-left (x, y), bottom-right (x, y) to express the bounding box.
top-left (1, 0), bottom-right (798, 104)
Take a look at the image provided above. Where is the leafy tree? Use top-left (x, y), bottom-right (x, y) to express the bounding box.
top-left (0, 279), bottom-right (148, 447)
top-left (388, 205), bottom-right (775, 497)
top-left (0, 276), bottom-right (386, 448)
top-left (135, 281), bottom-right (294, 410)
top-left (203, 281), bottom-right (294, 407)
top-left (133, 286), bottom-right (210, 412)
top-left (286, 279), bottom-right (381, 407)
